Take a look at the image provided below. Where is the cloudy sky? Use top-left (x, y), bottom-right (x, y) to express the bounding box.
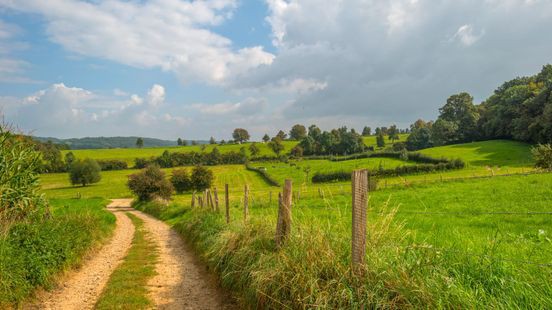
top-left (0, 0), bottom-right (551, 140)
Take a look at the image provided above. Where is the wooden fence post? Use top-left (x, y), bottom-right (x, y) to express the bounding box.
top-left (351, 170), bottom-right (368, 275)
top-left (275, 179), bottom-right (293, 248)
top-left (213, 187), bottom-right (219, 212)
top-left (208, 189), bottom-right (214, 211)
top-left (244, 185), bottom-right (249, 221)
top-left (191, 191), bottom-right (196, 208)
top-left (269, 191), bottom-right (272, 204)
top-left (225, 184), bottom-right (230, 224)
top-left (199, 196), bottom-right (204, 208)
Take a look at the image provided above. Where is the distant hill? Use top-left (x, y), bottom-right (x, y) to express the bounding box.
top-left (32, 136), bottom-right (207, 149)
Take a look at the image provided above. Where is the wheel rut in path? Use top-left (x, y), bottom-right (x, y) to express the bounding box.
top-left (128, 206), bottom-right (236, 309)
top-left (30, 199), bottom-right (135, 310)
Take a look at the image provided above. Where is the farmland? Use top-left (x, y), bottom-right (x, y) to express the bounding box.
top-left (35, 138), bottom-right (552, 307)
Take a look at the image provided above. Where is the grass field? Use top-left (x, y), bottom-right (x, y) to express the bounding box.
top-left (136, 172), bottom-right (552, 308)
top-left (61, 141), bottom-right (298, 165)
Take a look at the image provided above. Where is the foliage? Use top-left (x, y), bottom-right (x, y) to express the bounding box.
top-left (96, 159), bottom-right (128, 171)
top-left (232, 128), bottom-right (250, 143)
top-left (170, 169), bottom-right (192, 193)
top-left (128, 165), bottom-right (173, 201)
top-left (0, 127), bottom-right (47, 224)
top-left (34, 140), bottom-right (66, 173)
top-left (362, 126), bottom-right (371, 136)
top-left (289, 124), bottom-right (307, 140)
top-left (299, 126), bottom-right (365, 155)
top-left (209, 137), bottom-right (216, 144)
top-left (191, 166), bottom-right (214, 191)
top-left (290, 145), bottom-right (304, 157)
top-left (388, 125), bottom-right (399, 142)
top-left (376, 132), bottom-right (385, 147)
top-left (406, 127), bottom-right (433, 151)
top-left (69, 158), bottom-right (102, 187)
top-left (532, 144), bottom-right (552, 171)
top-left (249, 142), bottom-right (260, 156)
top-left (262, 134), bottom-right (270, 143)
top-left (268, 137), bottom-right (285, 155)
top-left (177, 138), bottom-right (183, 146)
top-left (136, 137), bottom-right (144, 148)
top-left (245, 164), bottom-right (280, 187)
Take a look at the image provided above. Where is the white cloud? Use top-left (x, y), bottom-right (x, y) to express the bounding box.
top-left (453, 24), bottom-right (484, 46)
top-left (0, 0), bottom-right (274, 84)
top-left (147, 84), bottom-right (165, 107)
top-left (193, 97), bottom-right (268, 115)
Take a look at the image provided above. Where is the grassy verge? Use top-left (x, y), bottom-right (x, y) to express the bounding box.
top-left (96, 212), bottom-right (158, 309)
top-left (135, 173), bottom-right (552, 308)
top-left (0, 198), bottom-right (116, 307)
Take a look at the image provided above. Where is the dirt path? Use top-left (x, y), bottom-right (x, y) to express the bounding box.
top-left (128, 207), bottom-right (236, 309)
top-left (32, 199), bottom-right (136, 309)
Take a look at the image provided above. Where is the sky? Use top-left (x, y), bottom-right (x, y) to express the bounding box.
top-left (0, 0), bottom-right (551, 141)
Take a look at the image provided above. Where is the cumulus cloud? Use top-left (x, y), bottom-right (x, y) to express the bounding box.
top-left (0, 0), bottom-right (274, 84)
top-left (235, 0), bottom-right (552, 128)
top-left (147, 84), bottom-right (165, 107)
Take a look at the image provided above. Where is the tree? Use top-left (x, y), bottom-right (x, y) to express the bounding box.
top-left (128, 164), bottom-right (173, 201)
top-left (276, 130), bottom-right (287, 140)
top-left (268, 137), bottom-right (285, 155)
top-left (436, 92), bottom-right (479, 143)
top-left (376, 132), bottom-right (385, 148)
top-left (182, 140), bottom-right (188, 146)
top-left (232, 128), bottom-right (250, 143)
top-left (388, 125), bottom-right (399, 142)
top-left (362, 126), bottom-right (371, 136)
top-left (289, 124), bottom-right (307, 140)
top-left (209, 137), bottom-right (216, 144)
top-left (375, 127), bottom-right (381, 135)
top-left (64, 151), bottom-right (76, 169)
top-left (262, 134), bottom-right (270, 143)
top-left (191, 166), bottom-right (213, 191)
top-left (69, 158), bottom-right (101, 187)
top-left (191, 140), bottom-right (198, 146)
top-left (431, 119), bottom-right (459, 146)
top-left (532, 144), bottom-right (552, 171)
top-left (177, 138), bottom-right (183, 146)
top-left (249, 142), bottom-right (260, 156)
top-left (406, 127), bottom-right (433, 151)
top-left (291, 145), bottom-right (304, 157)
top-left (136, 137), bottom-right (144, 148)
top-left (170, 169), bottom-right (192, 193)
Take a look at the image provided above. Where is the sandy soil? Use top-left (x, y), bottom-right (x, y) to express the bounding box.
top-left (29, 199), bottom-right (236, 309)
top-left (129, 209), bottom-right (236, 309)
top-left (29, 199), bottom-right (135, 309)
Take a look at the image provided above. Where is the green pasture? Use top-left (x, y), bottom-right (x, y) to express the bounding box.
top-left (362, 133), bottom-right (408, 148)
top-left (61, 141), bottom-right (298, 165)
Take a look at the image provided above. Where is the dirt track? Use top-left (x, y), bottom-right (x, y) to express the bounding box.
top-left (31, 199), bottom-right (235, 309)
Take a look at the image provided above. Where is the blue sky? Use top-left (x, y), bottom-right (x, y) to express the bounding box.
top-left (1, 0), bottom-right (552, 140)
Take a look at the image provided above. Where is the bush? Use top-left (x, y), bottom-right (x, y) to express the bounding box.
top-left (191, 166), bottom-right (213, 191)
top-left (134, 157), bottom-right (151, 169)
top-left (532, 144), bottom-right (552, 171)
top-left (128, 165), bottom-right (173, 201)
top-left (245, 164), bottom-right (280, 187)
top-left (97, 159), bottom-right (128, 171)
top-left (0, 127), bottom-right (47, 225)
top-left (170, 169), bottom-right (192, 194)
top-left (69, 158), bottom-right (101, 187)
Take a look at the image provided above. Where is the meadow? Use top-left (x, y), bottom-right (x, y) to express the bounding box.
top-left (37, 138), bottom-right (552, 307)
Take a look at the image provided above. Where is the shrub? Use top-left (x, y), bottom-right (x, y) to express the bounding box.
top-left (170, 169), bottom-right (192, 194)
top-left (128, 165), bottom-right (173, 201)
top-left (245, 164), bottom-right (280, 187)
top-left (134, 157), bottom-right (151, 169)
top-left (291, 145), bottom-right (304, 157)
top-left (69, 158), bottom-right (101, 187)
top-left (0, 127), bottom-right (47, 225)
top-left (532, 144), bottom-right (552, 171)
top-left (97, 159), bottom-right (128, 171)
top-left (191, 166), bottom-right (213, 191)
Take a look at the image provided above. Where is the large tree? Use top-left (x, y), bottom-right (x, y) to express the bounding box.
top-left (435, 92), bottom-right (480, 144)
top-left (289, 124), bottom-right (307, 140)
top-left (388, 125), bottom-right (399, 142)
top-left (362, 126), bottom-right (371, 136)
top-left (232, 128), bottom-right (250, 143)
top-left (136, 137), bottom-right (144, 148)
top-left (69, 158), bottom-right (101, 187)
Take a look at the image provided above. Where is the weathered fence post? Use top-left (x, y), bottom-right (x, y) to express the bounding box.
top-left (275, 179), bottom-right (293, 248)
top-left (213, 187), bottom-right (219, 212)
top-left (208, 189), bottom-right (214, 211)
top-left (199, 196), bottom-right (204, 208)
top-left (191, 191), bottom-right (196, 208)
top-left (351, 170), bottom-right (368, 275)
top-left (244, 185), bottom-right (249, 221)
top-left (269, 191), bottom-right (272, 204)
top-left (225, 184), bottom-right (230, 224)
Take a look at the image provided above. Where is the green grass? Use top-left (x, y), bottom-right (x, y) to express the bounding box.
top-left (0, 198), bottom-right (116, 307)
top-left (136, 173), bottom-right (552, 308)
top-left (62, 141), bottom-right (298, 165)
top-left (96, 213), bottom-right (158, 310)
top-left (362, 133), bottom-right (409, 148)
